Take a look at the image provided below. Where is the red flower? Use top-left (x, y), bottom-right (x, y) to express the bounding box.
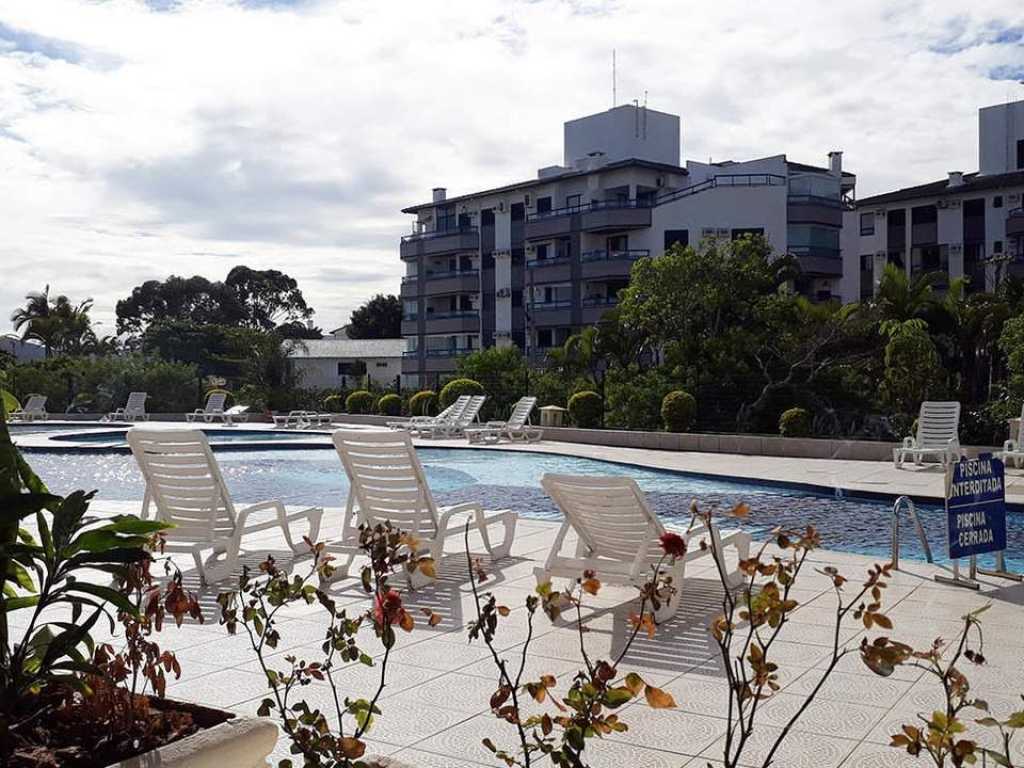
top-left (374, 589), bottom-right (404, 626)
top-left (659, 532), bottom-right (687, 559)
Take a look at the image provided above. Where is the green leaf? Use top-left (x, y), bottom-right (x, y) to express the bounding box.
top-left (6, 560), bottom-right (36, 592)
top-left (101, 516), bottom-right (171, 536)
top-left (65, 582), bottom-right (138, 617)
top-left (35, 510), bottom-right (53, 557)
top-left (0, 493), bottom-right (61, 524)
top-left (1005, 711), bottom-right (1024, 729)
top-left (604, 687), bottom-right (634, 708)
top-left (69, 529), bottom-right (151, 554)
top-left (5, 595), bottom-right (40, 611)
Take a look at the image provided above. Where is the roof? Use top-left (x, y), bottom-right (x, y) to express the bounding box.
top-left (288, 339), bottom-right (404, 359)
top-left (857, 170), bottom-right (1024, 207)
top-left (787, 160), bottom-right (856, 178)
top-left (402, 158), bottom-right (689, 213)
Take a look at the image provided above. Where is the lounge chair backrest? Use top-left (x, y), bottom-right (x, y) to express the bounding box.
top-left (541, 474), bottom-right (664, 565)
top-left (916, 401), bottom-right (961, 449)
top-left (22, 395), bottom-right (47, 414)
top-left (127, 428), bottom-right (237, 543)
top-left (124, 391), bottom-right (147, 414)
top-left (438, 395), bottom-right (471, 423)
top-left (225, 405), bottom-right (249, 416)
top-left (457, 396), bottom-right (486, 426)
top-left (506, 397), bottom-right (537, 428)
top-left (203, 392), bottom-right (228, 414)
top-left (333, 430), bottom-right (438, 539)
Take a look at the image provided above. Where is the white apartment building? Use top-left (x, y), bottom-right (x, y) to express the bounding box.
top-left (399, 104), bottom-right (856, 388)
top-left (842, 99), bottom-right (1024, 300)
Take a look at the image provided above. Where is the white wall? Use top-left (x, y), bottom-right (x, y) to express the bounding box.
top-left (979, 100), bottom-right (1024, 176)
top-left (563, 105), bottom-right (680, 167)
top-left (292, 357), bottom-right (402, 390)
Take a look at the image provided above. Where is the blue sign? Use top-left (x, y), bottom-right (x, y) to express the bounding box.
top-left (946, 454), bottom-right (1007, 560)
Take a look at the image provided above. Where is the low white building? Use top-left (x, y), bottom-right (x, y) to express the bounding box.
top-left (288, 339), bottom-right (404, 390)
top-left (0, 334), bottom-right (46, 362)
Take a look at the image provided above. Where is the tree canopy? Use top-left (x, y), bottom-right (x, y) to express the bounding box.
top-left (347, 294), bottom-right (401, 339)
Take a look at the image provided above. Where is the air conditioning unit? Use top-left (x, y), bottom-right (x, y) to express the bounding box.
top-left (950, 244), bottom-right (963, 254)
top-left (497, 200), bottom-right (506, 213)
top-left (524, 193), bottom-right (532, 207)
top-left (875, 209), bottom-right (886, 217)
top-left (496, 287), bottom-right (511, 298)
top-left (948, 199), bottom-right (961, 208)
top-left (701, 227), bottom-right (717, 239)
top-left (717, 228), bottom-right (730, 238)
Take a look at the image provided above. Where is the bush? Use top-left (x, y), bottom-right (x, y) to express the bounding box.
top-left (661, 390), bottom-right (697, 432)
top-left (568, 391), bottom-right (603, 428)
top-left (345, 390), bottom-right (376, 414)
top-left (439, 378), bottom-right (485, 409)
top-left (779, 407), bottom-right (812, 438)
top-left (604, 366), bottom-right (673, 431)
top-left (408, 390), bottom-right (437, 416)
top-left (456, 347), bottom-right (528, 420)
top-left (377, 393), bottom-right (402, 416)
top-left (322, 393), bottom-right (346, 412)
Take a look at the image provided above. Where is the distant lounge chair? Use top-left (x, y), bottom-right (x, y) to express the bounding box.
top-left (327, 430), bottom-right (517, 585)
top-left (998, 404), bottom-right (1024, 468)
top-left (536, 474), bottom-right (751, 621)
top-left (107, 391), bottom-right (148, 422)
top-left (273, 410), bottom-right (333, 429)
top-left (467, 396), bottom-right (542, 444)
top-left (128, 427), bottom-right (323, 585)
top-left (893, 401), bottom-right (961, 469)
top-left (187, 392), bottom-right (228, 423)
top-left (418, 395), bottom-right (486, 439)
top-left (9, 394), bottom-right (48, 422)
top-left (387, 395), bottom-right (470, 435)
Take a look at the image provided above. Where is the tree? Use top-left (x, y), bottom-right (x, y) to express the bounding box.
top-left (456, 346), bottom-right (528, 419)
top-left (10, 286), bottom-right (99, 357)
top-left (872, 263), bottom-right (940, 324)
top-left (882, 319), bottom-right (942, 414)
top-left (347, 294), bottom-right (401, 339)
top-left (224, 266), bottom-right (313, 330)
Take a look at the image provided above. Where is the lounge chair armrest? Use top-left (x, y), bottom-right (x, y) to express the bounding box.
top-left (438, 501), bottom-right (484, 524)
top-left (1004, 439), bottom-right (1017, 452)
top-left (901, 437), bottom-right (916, 449)
top-left (235, 499), bottom-right (286, 524)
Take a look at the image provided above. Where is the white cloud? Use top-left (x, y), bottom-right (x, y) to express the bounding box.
top-left (1, 0), bottom-right (1023, 331)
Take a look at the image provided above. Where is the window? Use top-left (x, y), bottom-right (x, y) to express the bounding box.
top-left (994, 196), bottom-right (1003, 209)
top-left (510, 203), bottom-right (525, 222)
top-left (481, 208), bottom-right (495, 226)
top-left (535, 243), bottom-right (549, 261)
top-left (375, 362), bottom-right (388, 368)
top-left (565, 193), bottom-right (581, 210)
top-left (1018, 139), bottom-right (1024, 170)
top-left (511, 290), bottom-right (522, 308)
top-left (436, 204), bottom-right (456, 232)
top-left (859, 254), bottom-right (873, 271)
top-left (606, 235), bottom-right (628, 251)
top-left (664, 229), bottom-right (688, 250)
top-left (537, 328), bottom-right (553, 348)
top-left (860, 212), bottom-right (874, 236)
top-left (994, 240), bottom-right (1004, 254)
top-left (536, 196), bottom-right (552, 214)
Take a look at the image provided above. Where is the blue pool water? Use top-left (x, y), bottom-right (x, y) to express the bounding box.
top-left (19, 446), bottom-right (1024, 572)
top-left (58, 429), bottom-right (317, 445)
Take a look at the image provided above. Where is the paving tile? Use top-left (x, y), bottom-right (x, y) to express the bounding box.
top-left (701, 726), bottom-right (858, 768)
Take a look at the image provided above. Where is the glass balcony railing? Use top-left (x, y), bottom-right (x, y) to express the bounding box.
top-left (579, 248), bottom-right (649, 263)
top-left (526, 254), bottom-right (571, 268)
top-left (530, 300), bottom-right (573, 311)
top-left (424, 348), bottom-right (475, 358)
top-left (424, 269), bottom-right (479, 281)
top-left (527, 198), bottom-right (652, 222)
top-left (582, 295), bottom-right (619, 307)
top-left (401, 225), bottom-right (478, 243)
top-left (424, 310), bottom-right (479, 321)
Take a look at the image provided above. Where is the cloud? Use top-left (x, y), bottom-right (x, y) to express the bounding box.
top-left (1, 0), bottom-right (1024, 332)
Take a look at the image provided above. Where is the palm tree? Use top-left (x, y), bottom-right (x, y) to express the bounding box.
top-left (9, 287), bottom-right (98, 357)
top-left (873, 264), bottom-right (940, 324)
top-left (10, 286), bottom-right (53, 355)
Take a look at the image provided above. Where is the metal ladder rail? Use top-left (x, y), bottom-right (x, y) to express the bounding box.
top-left (891, 495), bottom-right (932, 569)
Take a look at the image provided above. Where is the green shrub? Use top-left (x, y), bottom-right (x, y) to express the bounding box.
top-left (568, 391), bottom-right (603, 428)
top-left (779, 407), bottom-right (812, 438)
top-left (439, 378), bottom-right (485, 409)
top-left (661, 390), bottom-right (697, 432)
top-left (0, 389), bottom-right (19, 416)
top-left (345, 390), bottom-right (376, 414)
top-left (377, 393), bottom-right (402, 416)
top-left (408, 390), bottom-right (437, 416)
top-left (322, 393), bottom-right (346, 412)
top-left (235, 384), bottom-right (269, 413)
top-left (604, 366), bottom-right (672, 431)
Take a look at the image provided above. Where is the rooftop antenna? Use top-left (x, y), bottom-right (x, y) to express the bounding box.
top-left (612, 49), bottom-right (617, 107)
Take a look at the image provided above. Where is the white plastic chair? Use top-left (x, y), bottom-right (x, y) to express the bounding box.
top-left (387, 396), bottom-right (470, 435)
top-left (328, 430), bottom-right (517, 584)
top-left (186, 392), bottom-right (228, 424)
top-left (467, 396), bottom-right (542, 444)
top-left (998, 404), bottom-right (1024, 468)
top-left (128, 427), bottom-right (323, 584)
top-left (537, 474), bottom-right (751, 621)
top-left (893, 401), bottom-right (961, 468)
top-left (9, 394), bottom-right (48, 422)
top-left (418, 395), bottom-right (487, 439)
top-left (107, 391), bottom-right (148, 422)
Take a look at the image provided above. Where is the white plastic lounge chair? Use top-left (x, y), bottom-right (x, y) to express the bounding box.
top-left (107, 391), bottom-right (148, 422)
top-left (327, 430), bottom-right (517, 585)
top-left (998, 404), bottom-right (1024, 468)
top-left (536, 474), bottom-right (751, 621)
top-left (128, 427), bottom-right (323, 585)
top-left (9, 394), bottom-right (48, 422)
top-left (893, 401), bottom-right (961, 469)
top-left (273, 410), bottom-right (310, 428)
top-left (467, 397), bottom-right (542, 444)
top-left (187, 392), bottom-right (228, 423)
top-left (418, 395), bottom-right (487, 439)
top-left (387, 396), bottom-right (470, 434)
top-left (219, 404), bottom-right (250, 426)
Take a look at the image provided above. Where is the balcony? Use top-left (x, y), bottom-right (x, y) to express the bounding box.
top-left (400, 226), bottom-right (479, 259)
top-left (1008, 208), bottom-right (1024, 238)
top-left (526, 256), bottom-right (572, 282)
top-left (400, 315), bottom-right (418, 336)
top-left (524, 205), bottom-right (581, 240)
top-left (530, 300), bottom-right (572, 326)
top-left (400, 275), bottom-right (418, 298)
top-left (787, 195), bottom-right (843, 227)
top-left (581, 295), bottom-right (618, 324)
top-left (580, 249), bottom-right (648, 279)
top-left (422, 310), bottom-right (480, 334)
top-left (789, 246), bottom-right (843, 277)
top-left (580, 200), bottom-right (652, 233)
top-left (422, 269), bottom-right (479, 295)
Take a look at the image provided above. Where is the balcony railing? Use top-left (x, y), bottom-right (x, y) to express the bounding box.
top-left (579, 248), bottom-right (649, 263)
top-left (1010, 207), bottom-right (1024, 219)
top-left (424, 310), bottom-right (479, 320)
top-left (526, 254), bottom-right (572, 268)
top-left (530, 300), bottom-right (573, 311)
top-left (401, 275), bottom-right (418, 284)
top-left (582, 295), bottom-right (619, 307)
top-left (402, 350), bottom-right (419, 357)
top-left (787, 194), bottom-right (842, 208)
top-left (424, 348), bottom-right (475, 358)
top-left (402, 313), bottom-right (418, 321)
top-left (527, 198), bottom-right (652, 222)
top-left (401, 225), bottom-right (478, 243)
top-left (424, 269), bottom-right (479, 281)
top-left (655, 173), bottom-right (787, 205)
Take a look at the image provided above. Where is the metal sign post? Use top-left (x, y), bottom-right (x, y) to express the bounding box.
top-left (936, 454), bottom-right (1017, 589)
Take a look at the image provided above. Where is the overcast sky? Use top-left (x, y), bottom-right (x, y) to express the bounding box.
top-left (2, 0), bottom-right (1024, 333)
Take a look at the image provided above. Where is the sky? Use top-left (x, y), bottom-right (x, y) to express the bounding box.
top-left (2, 0), bottom-right (1024, 334)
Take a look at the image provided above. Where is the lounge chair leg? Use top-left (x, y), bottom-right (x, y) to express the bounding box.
top-left (482, 510), bottom-right (517, 560)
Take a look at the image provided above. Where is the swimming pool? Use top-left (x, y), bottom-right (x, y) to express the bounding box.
top-left (21, 446), bottom-right (1024, 572)
top-left (62, 429), bottom-right (320, 445)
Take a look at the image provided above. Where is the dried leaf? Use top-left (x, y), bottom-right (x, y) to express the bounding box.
top-left (644, 685), bottom-right (676, 709)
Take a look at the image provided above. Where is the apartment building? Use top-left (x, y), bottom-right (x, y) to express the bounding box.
top-left (842, 99), bottom-right (1024, 300)
top-left (399, 104), bottom-right (856, 388)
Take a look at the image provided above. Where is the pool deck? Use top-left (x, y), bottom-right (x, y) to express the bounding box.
top-left (23, 498), bottom-right (1024, 768)
top-left (13, 420), bottom-right (1024, 506)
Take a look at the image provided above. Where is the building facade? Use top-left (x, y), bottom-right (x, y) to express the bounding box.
top-left (288, 339), bottom-right (404, 390)
top-left (842, 99), bottom-right (1024, 300)
top-left (400, 105), bottom-right (856, 388)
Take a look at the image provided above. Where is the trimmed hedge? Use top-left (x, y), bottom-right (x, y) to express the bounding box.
top-left (322, 393), bottom-right (345, 412)
top-left (408, 390), bottom-right (437, 417)
top-left (661, 390), bottom-right (697, 433)
top-left (377, 393), bottom-right (402, 416)
top-left (568, 391), bottom-right (603, 429)
top-left (779, 407), bottom-right (812, 438)
top-left (345, 390), bottom-right (376, 415)
top-left (439, 378), bottom-right (485, 409)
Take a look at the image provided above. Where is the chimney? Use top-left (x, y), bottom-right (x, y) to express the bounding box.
top-left (947, 171), bottom-right (964, 188)
top-left (828, 151), bottom-right (843, 176)
top-left (432, 187), bottom-right (447, 203)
